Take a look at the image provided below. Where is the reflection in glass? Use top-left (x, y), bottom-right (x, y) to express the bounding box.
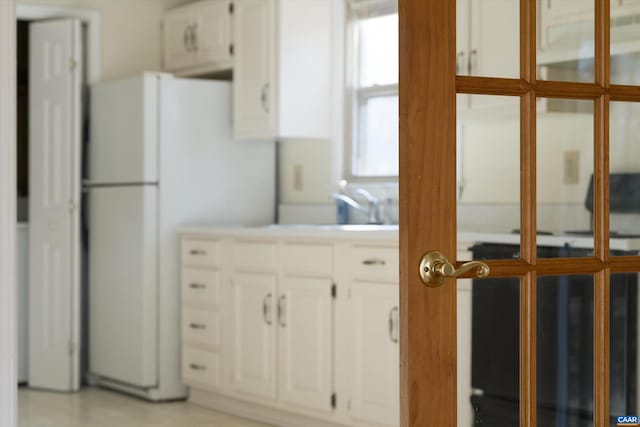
top-left (537, 99), bottom-right (594, 258)
top-left (610, 273), bottom-right (639, 423)
top-left (537, 0), bottom-right (595, 82)
top-left (457, 95), bottom-right (520, 260)
top-left (609, 102), bottom-right (640, 251)
top-left (537, 275), bottom-right (594, 427)
top-left (460, 275), bottom-right (520, 426)
top-left (457, 0), bottom-right (519, 78)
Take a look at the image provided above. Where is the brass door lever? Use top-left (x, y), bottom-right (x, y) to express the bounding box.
top-left (419, 251), bottom-right (489, 287)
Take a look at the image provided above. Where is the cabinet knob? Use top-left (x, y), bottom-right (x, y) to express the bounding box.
top-left (362, 258), bottom-right (386, 266)
top-left (189, 283), bottom-right (206, 289)
top-left (189, 363), bottom-right (207, 371)
top-left (189, 249), bottom-right (206, 256)
top-left (189, 322), bottom-right (207, 330)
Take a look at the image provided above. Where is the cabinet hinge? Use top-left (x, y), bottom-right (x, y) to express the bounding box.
top-left (229, 2), bottom-right (234, 14)
top-left (331, 283), bottom-right (337, 299)
top-left (229, 44), bottom-right (234, 55)
top-left (331, 392), bottom-right (337, 410)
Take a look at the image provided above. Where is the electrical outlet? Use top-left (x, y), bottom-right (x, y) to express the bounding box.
top-left (564, 150), bottom-right (579, 185)
top-left (293, 164), bottom-right (304, 191)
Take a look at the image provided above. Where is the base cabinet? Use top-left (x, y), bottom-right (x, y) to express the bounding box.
top-left (179, 231), bottom-right (400, 427)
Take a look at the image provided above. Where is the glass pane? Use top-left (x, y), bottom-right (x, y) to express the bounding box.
top-left (611, 1), bottom-right (640, 86)
top-left (609, 102), bottom-right (640, 251)
top-left (457, 95), bottom-right (521, 260)
top-left (358, 14), bottom-right (398, 87)
top-left (355, 94), bottom-right (398, 176)
top-left (537, 275), bottom-right (594, 427)
top-left (458, 275), bottom-right (520, 426)
top-left (537, 99), bottom-right (594, 258)
top-left (457, 0), bottom-right (519, 78)
top-left (610, 273), bottom-right (639, 425)
top-left (537, 0), bottom-right (595, 82)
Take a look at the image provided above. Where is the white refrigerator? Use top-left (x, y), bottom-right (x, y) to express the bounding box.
top-left (86, 73), bottom-right (275, 400)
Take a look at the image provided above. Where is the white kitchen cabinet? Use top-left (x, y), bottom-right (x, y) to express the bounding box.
top-left (278, 276), bottom-right (334, 413)
top-left (229, 272), bottom-right (277, 400)
top-left (347, 282), bottom-right (399, 427)
top-left (233, 0), bottom-right (333, 140)
top-left (163, 0), bottom-right (233, 76)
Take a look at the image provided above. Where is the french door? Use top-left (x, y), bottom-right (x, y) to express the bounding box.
top-left (401, 0), bottom-right (640, 426)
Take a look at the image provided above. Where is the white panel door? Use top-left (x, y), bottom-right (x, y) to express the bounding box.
top-left (349, 282), bottom-right (399, 427)
top-left (88, 186), bottom-right (158, 387)
top-left (233, 0), bottom-right (276, 139)
top-left (29, 19), bottom-right (82, 392)
top-left (278, 276), bottom-right (333, 412)
top-left (230, 273), bottom-right (276, 400)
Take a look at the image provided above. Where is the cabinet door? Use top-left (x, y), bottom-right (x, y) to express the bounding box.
top-left (233, 0), bottom-right (276, 139)
top-left (230, 273), bottom-right (277, 400)
top-left (349, 282), bottom-right (399, 427)
top-left (278, 276), bottom-right (333, 413)
top-left (163, 6), bottom-right (195, 71)
top-left (194, 0), bottom-right (233, 69)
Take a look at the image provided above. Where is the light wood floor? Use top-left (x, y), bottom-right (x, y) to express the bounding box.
top-left (18, 387), bottom-right (271, 427)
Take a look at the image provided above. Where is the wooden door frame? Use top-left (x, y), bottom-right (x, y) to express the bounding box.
top-left (0, 0), bottom-right (17, 425)
top-left (399, 1), bottom-right (457, 425)
top-left (400, 0), bottom-right (634, 425)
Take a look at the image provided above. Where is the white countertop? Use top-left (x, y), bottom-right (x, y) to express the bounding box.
top-left (178, 224), bottom-right (400, 242)
top-left (178, 224), bottom-right (640, 252)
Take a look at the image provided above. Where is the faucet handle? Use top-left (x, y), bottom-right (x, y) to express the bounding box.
top-left (356, 188), bottom-right (379, 204)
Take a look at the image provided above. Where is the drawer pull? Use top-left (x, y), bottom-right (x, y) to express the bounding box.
top-left (189, 249), bottom-right (207, 256)
top-left (362, 258), bottom-right (386, 266)
top-left (262, 293), bottom-right (273, 326)
top-left (189, 363), bottom-right (207, 371)
top-left (189, 283), bottom-right (206, 290)
top-left (189, 322), bottom-right (207, 330)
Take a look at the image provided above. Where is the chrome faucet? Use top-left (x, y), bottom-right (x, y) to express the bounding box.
top-left (333, 188), bottom-right (385, 225)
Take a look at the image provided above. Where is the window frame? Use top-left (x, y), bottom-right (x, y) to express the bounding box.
top-left (344, 3), bottom-right (399, 182)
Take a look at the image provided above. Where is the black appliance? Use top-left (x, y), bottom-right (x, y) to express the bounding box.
top-left (471, 174), bottom-right (640, 427)
top-left (470, 243), bottom-right (638, 427)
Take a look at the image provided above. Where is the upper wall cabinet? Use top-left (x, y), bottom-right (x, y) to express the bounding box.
top-left (233, 0), bottom-right (333, 140)
top-left (163, 0), bottom-right (233, 76)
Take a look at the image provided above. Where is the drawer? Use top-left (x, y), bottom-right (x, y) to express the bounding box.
top-left (182, 239), bottom-right (220, 268)
top-left (232, 241), bottom-right (277, 273)
top-left (350, 245), bottom-right (399, 282)
top-left (280, 243), bottom-right (332, 277)
top-left (182, 308), bottom-right (221, 348)
top-left (182, 268), bottom-right (220, 307)
top-left (182, 347), bottom-right (221, 390)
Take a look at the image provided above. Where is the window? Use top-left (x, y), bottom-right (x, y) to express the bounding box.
top-left (348, 3), bottom-right (398, 178)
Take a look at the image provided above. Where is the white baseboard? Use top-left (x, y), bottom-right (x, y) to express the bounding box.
top-left (189, 389), bottom-right (351, 427)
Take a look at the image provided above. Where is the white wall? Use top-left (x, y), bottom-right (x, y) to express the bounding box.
top-left (17, 0), bottom-right (192, 81)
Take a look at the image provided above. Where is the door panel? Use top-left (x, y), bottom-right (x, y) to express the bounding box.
top-left (89, 75), bottom-right (158, 184)
top-left (233, 0), bottom-right (275, 138)
top-left (163, 6), bottom-right (195, 71)
top-left (28, 19), bottom-right (82, 392)
top-left (278, 276), bottom-right (333, 413)
top-left (195, 0), bottom-right (232, 67)
top-left (89, 186), bottom-right (158, 387)
top-left (349, 282), bottom-right (399, 427)
top-left (230, 273), bottom-right (277, 400)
